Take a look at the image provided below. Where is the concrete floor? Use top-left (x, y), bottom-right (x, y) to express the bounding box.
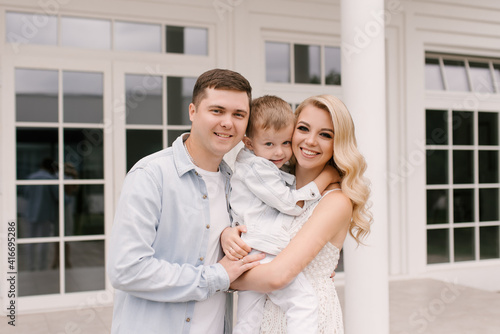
top-left (2, 278), bottom-right (499, 334)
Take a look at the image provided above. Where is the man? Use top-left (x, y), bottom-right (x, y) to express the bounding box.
top-left (107, 69), bottom-right (264, 334)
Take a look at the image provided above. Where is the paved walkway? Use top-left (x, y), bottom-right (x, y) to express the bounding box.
top-left (2, 278), bottom-right (500, 333)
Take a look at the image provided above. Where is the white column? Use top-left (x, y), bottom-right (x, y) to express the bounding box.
top-left (341, 0), bottom-right (390, 333)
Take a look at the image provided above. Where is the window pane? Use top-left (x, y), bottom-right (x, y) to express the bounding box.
top-left (426, 150), bottom-right (448, 185)
top-left (479, 151), bottom-right (499, 183)
top-left (168, 130), bottom-right (188, 147)
top-left (61, 16), bottom-right (110, 49)
top-left (453, 189), bottom-right (474, 223)
top-left (294, 44), bottom-right (321, 84)
top-left (17, 184), bottom-right (59, 239)
top-left (16, 69), bottom-right (58, 122)
top-left (426, 109), bottom-right (448, 145)
top-left (480, 226), bottom-right (500, 260)
top-left (478, 112), bottom-right (498, 146)
top-left (63, 71), bottom-right (103, 123)
top-left (494, 64), bottom-right (500, 93)
top-left (6, 12), bottom-right (57, 45)
top-left (17, 128), bottom-right (58, 180)
top-left (427, 189), bottom-right (448, 224)
top-left (185, 27), bottom-right (208, 55)
top-left (452, 111), bottom-right (473, 145)
top-left (65, 184), bottom-right (104, 236)
top-left (266, 42), bottom-right (290, 83)
top-left (167, 77), bottom-right (195, 125)
top-left (166, 26), bottom-right (208, 55)
top-left (469, 62), bottom-right (494, 93)
top-left (18, 242), bottom-right (60, 296)
top-left (427, 229), bottom-right (449, 264)
top-left (65, 241), bottom-right (105, 293)
top-left (64, 129), bottom-right (104, 179)
top-left (425, 58), bottom-right (444, 90)
top-left (444, 60), bottom-right (469, 91)
top-left (453, 150), bottom-right (474, 184)
top-left (126, 130), bottom-right (163, 171)
top-left (479, 188), bottom-right (499, 222)
top-left (454, 227), bottom-right (475, 262)
top-left (114, 21), bottom-right (161, 52)
top-left (126, 74), bottom-right (163, 125)
top-left (325, 46), bottom-right (341, 85)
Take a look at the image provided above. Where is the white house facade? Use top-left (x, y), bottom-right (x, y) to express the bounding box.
top-left (1, 0), bottom-right (499, 332)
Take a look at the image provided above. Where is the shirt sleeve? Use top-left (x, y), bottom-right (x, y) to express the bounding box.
top-left (106, 168), bottom-right (230, 303)
top-left (244, 159), bottom-right (321, 216)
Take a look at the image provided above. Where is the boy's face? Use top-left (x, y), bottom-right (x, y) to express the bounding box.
top-left (244, 123), bottom-right (294, 168)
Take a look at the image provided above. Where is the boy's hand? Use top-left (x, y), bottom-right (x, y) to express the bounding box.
top-left (221, 226), bottom-right (251, 260)
top-left (322, 164), bottom-right (341, 183)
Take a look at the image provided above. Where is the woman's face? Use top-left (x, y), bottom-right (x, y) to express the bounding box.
top-left (292, 104), bottom-right (334, 170)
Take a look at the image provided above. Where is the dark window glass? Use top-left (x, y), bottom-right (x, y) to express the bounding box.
top-left (166, 26), bottom-right (207, 55)
top-left (16, 128), bottom-right (58, 180)
top-left (452, 111), bottom-right (473, 145)
top-left (478, 112), bottom-right (498, 146)
top-left (125, 74), bottom-right (163, 125)
top-left (168, 130), bottom-right (188, 147)
top-left (427, 229), bottom-right (449, 264)
top-left (454, 227), bottom-right (475, 262)
top-left (426, 109), bottom-right (448, 145)
top-left (453, 189), bottom-right (474, 223)
top-left (16, 69), bottom-right (58, 122)
top-left (65, 241), bottom-right (105, 293)
top-left (479, 188), bottom-right (499, 222)
top-left (427, 190), bottom-right (448, 224)
top-left (18, 242), bottom-right (60, 296)
top-left (480, 226), bottom-right (500, 260)
top-left (126, 130), bottom-right (163, 171)
top-left (64, 184), bottom-right (105, 236)
top-left (63, 71), bottom-right (103, 123)
top-left (294, 44), bottom-right (321, 84)
top-left (453, 150), bottom-right (474, 184)
top-left (426, 150), bottom-right (448, 185)
top-left (167, 77), bottom-right (196, 125)
top-left (479, 151), bottom-right (499, 183)
top-left (63, 129), bottom-right (104, 179)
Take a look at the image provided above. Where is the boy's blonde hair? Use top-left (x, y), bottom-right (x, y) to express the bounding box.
top-left (246, 95), bottom-right (295, 138)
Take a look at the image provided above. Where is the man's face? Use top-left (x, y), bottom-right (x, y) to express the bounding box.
top-left (189, 88), bottom-right (250, 161)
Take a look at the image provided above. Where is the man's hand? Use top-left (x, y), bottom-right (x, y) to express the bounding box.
top-left (219, 252), bottom-right (266, 283)
top-left (221, 226), bottom-right (251, 260)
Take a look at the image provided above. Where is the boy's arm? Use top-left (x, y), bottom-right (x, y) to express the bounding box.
top-left (313, 165), bottom-right (341, 194)
top-left (244, 159), bottom-right (320, 216)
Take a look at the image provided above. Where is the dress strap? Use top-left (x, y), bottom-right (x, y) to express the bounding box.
top-left (323, 188), bottom-right (342, 197)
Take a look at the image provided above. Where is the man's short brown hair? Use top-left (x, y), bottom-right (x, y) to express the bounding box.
top-left (192, 68), bottom-right (252, 107)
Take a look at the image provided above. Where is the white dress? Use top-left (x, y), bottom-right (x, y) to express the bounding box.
top-left (260, 190), bottom-right (344, 334)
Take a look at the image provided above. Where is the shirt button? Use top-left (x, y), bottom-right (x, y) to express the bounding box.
top-left (202, 194), bottom-right (207, 199)
top-left (199, 257), bottom-right (204, 261)
top-left (206, 224), bottom-right (210, 229)
top-left (186, 318), bottom-right (191, 322)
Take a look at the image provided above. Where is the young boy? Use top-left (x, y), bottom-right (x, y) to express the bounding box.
top-left (230, 95), bottom-right (336, 334)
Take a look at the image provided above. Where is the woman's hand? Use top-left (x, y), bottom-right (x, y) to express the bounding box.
top-left (221, 226), bottom-right (251, 260)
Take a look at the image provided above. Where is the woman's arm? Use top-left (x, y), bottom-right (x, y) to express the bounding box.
top-left (231, 190), bottom-right (353, 293)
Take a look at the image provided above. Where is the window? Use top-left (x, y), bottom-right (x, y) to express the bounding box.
top-left (125, 74), bottom-right (196, 171)
top-left (265, 42), bottom-right (341, 85)
top-left (16, 68), bottom-right (106, 296)
top-left (425, 55), bottom-right (500, 93)
top-left (425, 108), bottom-right (500, 264)
top-left (5, 12), bottom-right (208, 55)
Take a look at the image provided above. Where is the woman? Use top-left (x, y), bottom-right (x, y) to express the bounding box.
top-left (224, 94), bottom-right (372, 333)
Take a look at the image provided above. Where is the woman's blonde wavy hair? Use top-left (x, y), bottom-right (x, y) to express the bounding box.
top-left (294, 95), bottom-right (372, 244)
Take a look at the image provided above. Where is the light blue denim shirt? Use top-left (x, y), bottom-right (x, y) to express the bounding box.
top-left (230, 148), bottom-right (321, 255)
top-left (107, 134), bottom-right (233, 334)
